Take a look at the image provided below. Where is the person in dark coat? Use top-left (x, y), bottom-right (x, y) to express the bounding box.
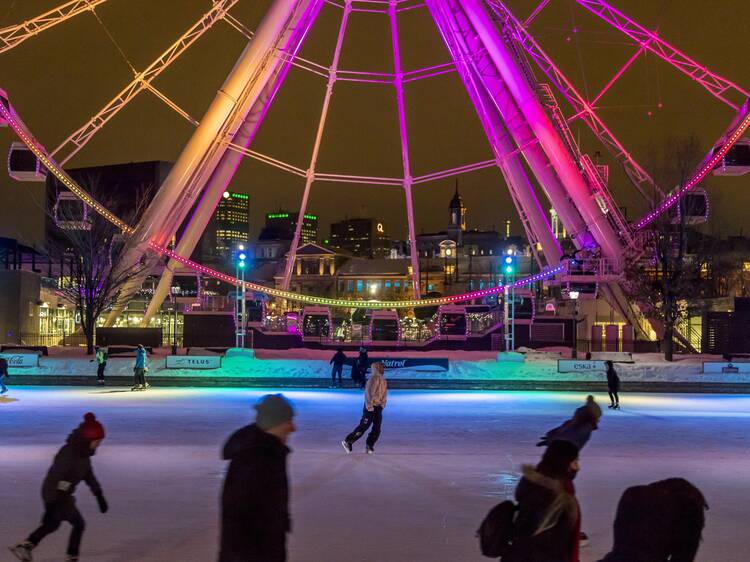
top-left (506, 440), bottom-right (581, 562)
top-left (598, 478), bottom-right (708, 562)
top-left (606, 361), bottom-right (621, 409)
top-left (219, 394), bottom-right (296, 562)
top-left (0, 355), bottom-right (9, 394)
top-left (352, 346), bottom-right (369, 388)
top-left (538, 395), bottom-right (602, 451)
top-left (10, 413), bottom-right (108, 562)
top-left (329, 348), bottom-right (346, 388)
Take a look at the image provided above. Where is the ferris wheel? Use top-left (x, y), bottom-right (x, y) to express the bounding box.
top-left (0, 0), bottom-right (748, 338)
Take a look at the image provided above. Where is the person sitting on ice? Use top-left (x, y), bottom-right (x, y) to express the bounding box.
top-left (219, 394), bottom-right (296, 562)
top-left (597, 478), bottom-right (708, 562)
top-left (505, 440), bottom-right (582, 562)
top-left (10, 413), bottom-right (109, 562)
top-left (537, 395), bottom-right (602, 450)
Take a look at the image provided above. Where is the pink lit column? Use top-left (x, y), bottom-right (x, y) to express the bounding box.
top-left (281, 1), bottom-right (352, 291)
top-left (388, 0), bottom-right (421, 298)
top-left (460, 0), bottom-right (624, 264)
top-left (427, 0), bottom-right (561, 266)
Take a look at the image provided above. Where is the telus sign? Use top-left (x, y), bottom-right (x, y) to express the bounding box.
top-left (166, 356), bottom-right (222, 370)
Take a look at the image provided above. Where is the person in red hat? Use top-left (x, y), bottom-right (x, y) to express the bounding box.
top-left (9, 413), bottom-right (109, 562)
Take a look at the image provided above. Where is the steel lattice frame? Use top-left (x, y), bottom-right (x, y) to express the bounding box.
top-left (0, 0), bottom-right (747, 315)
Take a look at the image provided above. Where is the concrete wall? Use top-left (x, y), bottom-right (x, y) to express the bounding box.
top-left (0, 269), bottom-right (40, 343)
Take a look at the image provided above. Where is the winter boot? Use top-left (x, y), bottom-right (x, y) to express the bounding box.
top-left (131, 384), bottom-right (142, 391)
top-left (143, 382), bottom-right (151, 389)
top-left (8, 541), bottom-right (34, 561)
top-left (613, 403), bottom-right (620, 410)
top-left (341, 440), bottom-right (352, 454)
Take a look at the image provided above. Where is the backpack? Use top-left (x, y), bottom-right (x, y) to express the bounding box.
top-left (477, 500), bottom-right (517, 558)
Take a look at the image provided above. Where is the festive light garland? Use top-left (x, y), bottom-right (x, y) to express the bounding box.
top-left (0, 94), bottom-right (568, 308)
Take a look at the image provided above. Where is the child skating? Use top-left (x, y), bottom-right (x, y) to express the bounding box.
top-left (9, 413), bottom-right (109, 562)
top-left (341, 362), bottom-right (387, 454)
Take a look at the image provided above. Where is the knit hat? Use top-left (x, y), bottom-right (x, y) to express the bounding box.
top-left (538, 440), bottom-right (579, 478)
top-left (80, 412), bottom-right (106, 441)
top-left (254, 394), bottom-right (295, 430)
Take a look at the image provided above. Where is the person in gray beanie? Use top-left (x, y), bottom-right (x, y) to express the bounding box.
top-left (218, 394), bottom-right (296, 562)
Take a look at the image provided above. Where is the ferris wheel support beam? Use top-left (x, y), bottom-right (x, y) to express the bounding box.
top-left (139, 5), bottom-right (324, 327)
top-left (51, 0), bottom-right (240, 166)
top-left (280, 1), bottom-right (352, 293)
top-left (431, 0), bottom-right (593, 254)
top-left (488, 1), bottom-right (660, 202)
top-left (461, 0), bottom-right (624, 265)
top-left (0, 0), bottom-right (107, 53)
top-left (104, 0), bottom-right (324, 327)
top-left (388, 0), bottom-right (421, 299)
top-left (573, 0), bottom-right (750, 110)
top-left (427, 0), bottom-right (561, 268)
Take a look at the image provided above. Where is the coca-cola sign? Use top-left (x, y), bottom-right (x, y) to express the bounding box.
top-left (0, 353), bottom-right (39, 368)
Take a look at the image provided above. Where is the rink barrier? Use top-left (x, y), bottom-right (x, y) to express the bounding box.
top-left (165, 355), bottom-right (222, 370)
top-left (702, 361), bottom-right (750, 374)
top-left (0, 352), bottom-right (39, 367)
top-left (558, 360), bottom-right (607, 373)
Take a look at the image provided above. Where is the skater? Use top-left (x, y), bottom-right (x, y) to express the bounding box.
top-left (329, 347), bottom-right (346, 387)
top-left (9, 413), bottom-right (108, 562)
top-left (351, 346), bottom-right (369, 388)
top-left (219, 394), bottom-right (296, 562)
top-left (606, 360), bottom-right (620, 409)
top-left (504, 440), bottom-right (581, 562)
top-left (132, 344), bottom-right (149, 391)
top-left (597, 478), bottom-right (708, 562)
top-left (341, 362), bottom-right (387, 454)
top-left (537, 395), bottom-right (602, 450)
top-left (94, 346), bottom-right (107, 385)
top-left (0, 355), bottom-right (8, 394)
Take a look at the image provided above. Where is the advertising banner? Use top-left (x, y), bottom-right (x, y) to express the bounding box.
top-left (165, 356), bottom-right (222, 370)
top-left (0, 353), bottom-right (39, 368)
top-left (558, 360), bottom-right (607, 373)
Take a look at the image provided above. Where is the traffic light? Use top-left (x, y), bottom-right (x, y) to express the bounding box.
top-left (503, 252), bottom-right (516, 275)
top-left (237, 252), bottom-right (247, 269)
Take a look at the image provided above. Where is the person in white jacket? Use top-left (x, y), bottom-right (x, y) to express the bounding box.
top-left (341, 362), bottom-right (387, 454)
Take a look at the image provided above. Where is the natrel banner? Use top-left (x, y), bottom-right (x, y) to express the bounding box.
top-left (166, 356), bottom-right (222, 370)
top-left (370, 358), bottom-right (449, 371)
top-left (0, 353), bottom-right (39, 368)
top-left (558, 360), bottom-right (607, 374)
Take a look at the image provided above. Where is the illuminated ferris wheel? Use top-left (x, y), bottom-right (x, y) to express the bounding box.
top-left (0, 0), bottom-right (748, 341)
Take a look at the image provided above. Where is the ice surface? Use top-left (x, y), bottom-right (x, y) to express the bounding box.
top-left (1, 388), bottom-right (748, 561)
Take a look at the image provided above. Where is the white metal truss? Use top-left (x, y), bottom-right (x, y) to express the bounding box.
top-left (573, 0), bottom-right (750, 110)
top-left (0, 0), bottom-right (107, 53)
top-left (51, 0), bottom-right (240, 166)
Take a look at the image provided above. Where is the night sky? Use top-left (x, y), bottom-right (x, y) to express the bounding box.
top-left (0, 0), bottom-right (748, 250)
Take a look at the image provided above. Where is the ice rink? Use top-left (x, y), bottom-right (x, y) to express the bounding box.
top-left (1, 387), bottom-right (748, 562)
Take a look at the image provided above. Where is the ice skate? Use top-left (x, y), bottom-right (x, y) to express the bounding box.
top-left (143, 382), bottom-right (151, 389)
top-left (131, 384), bottom-right (143, 391)
top-left (341, 440), bottom-right (352, 454)
top-left (579, 531), bottom-right (590, 547)
top-left (1, 388), bottom-right (8, 395)
top-left (65, 556), bottom-right (79, 562)
top-left (608, 403), bottom-right (614, 409)
top-left (365, 446), bottom-right (375, 454)
top-left (613, 404), bottom-right (620, 410)
top-left (8, 541), bottom-right (34, 561)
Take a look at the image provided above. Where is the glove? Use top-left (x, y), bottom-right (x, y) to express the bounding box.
top-left (95, 493), bottom-right (109, 514)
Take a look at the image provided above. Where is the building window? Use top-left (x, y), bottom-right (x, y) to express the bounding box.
top-left (427, 284), bottom-right (433, 291)
top-left (743, 262), bottom-right (750, 272)
top-left (356, 280), bottom-right (363, 292)
top-left (395, 281), bottom-right (400, 288)
top-left (385, 281), bottom-right (391, 288)
top-left (347, 280), bottom-right (353, 291)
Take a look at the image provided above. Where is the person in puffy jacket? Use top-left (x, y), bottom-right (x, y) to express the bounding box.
top-left (597, 478), bottom-right (707, 562)
top-left (538, 395), bottom-right (602, 451)
top-left (341, 362), bottom-right (387, 454)
top-left (219, 394), bottom-right (296, 562)
top-left (505, 440), bottom-right (581, 562)
top-left (132, 344), bottom-right (148, 391)
top-left (10, 413), bottom-right (109, 562)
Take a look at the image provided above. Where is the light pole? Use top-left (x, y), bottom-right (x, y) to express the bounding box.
top-left (236, 245), bottom-right (247, 349)
top-left (444, 248), bottom-right (452, 288)
top-left (569, 290), bottom-right (580, 359)
top-left (503, 249), bottom-right (517, 351)
top-left (170, 284), bottom-right (180, 355)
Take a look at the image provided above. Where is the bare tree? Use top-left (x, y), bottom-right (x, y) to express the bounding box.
top-left (624, 135), bottom-right (709, 361)
top-left (48, 177), bottom-right (150, 353)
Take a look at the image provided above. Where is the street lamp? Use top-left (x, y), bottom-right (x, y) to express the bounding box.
top-left (170, 284), bottom-right (180, 355)
top-left (502, 249), bottom-right (517, 351)
top-left (569, 290), bottom-right (580, 359)
top-left (444, 247), bottom-right (452, 286)
top-left (236, 249), bottom-right (247, 348)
